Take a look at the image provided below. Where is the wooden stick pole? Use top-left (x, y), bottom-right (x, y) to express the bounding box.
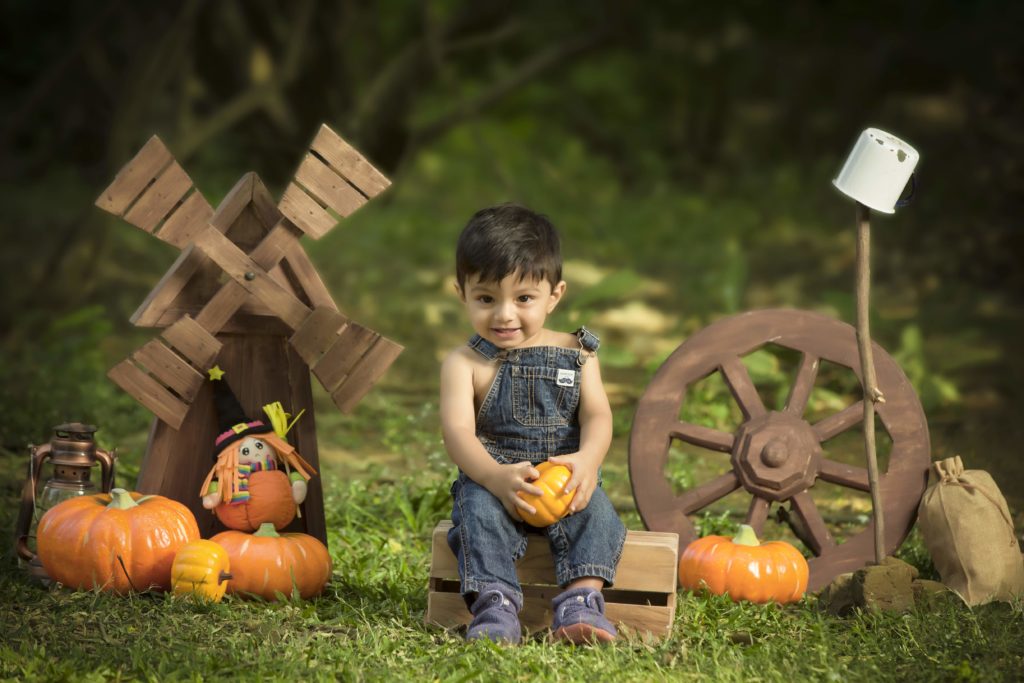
top-left (855, 202), bottom-right (886, 564)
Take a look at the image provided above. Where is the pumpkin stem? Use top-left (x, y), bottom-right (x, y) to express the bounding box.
top-left (254, 522), bottom-right (280, 538)
top-left (732, 524), bottom-right (761, 547)
top-left (107, 488), bottom-right (139, 510)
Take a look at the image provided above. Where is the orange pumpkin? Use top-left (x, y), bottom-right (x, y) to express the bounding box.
top-left (214, 469), bottom-right (296, 532)
top-left (516, 461), bottom-right (576, 527)
top-left (679, 524), bottom-right (809, 604)
top-left (211, 522), bottom-right (331, 600)
top-left (37, 488), bottom-right (200, 594)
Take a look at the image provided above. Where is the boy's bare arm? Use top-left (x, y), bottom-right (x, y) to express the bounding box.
top-left (440, 349), bottom-right (543, 516)
top-left (549, 354), bottom-right (612, 513)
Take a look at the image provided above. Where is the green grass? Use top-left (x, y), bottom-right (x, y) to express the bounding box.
top-left (2, 466), bottom-right (1022, 683)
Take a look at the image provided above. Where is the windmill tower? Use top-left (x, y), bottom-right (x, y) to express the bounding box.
top-left (95, 125), bottom-right (403, 542)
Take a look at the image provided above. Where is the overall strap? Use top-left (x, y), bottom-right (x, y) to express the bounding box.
top-left (467, 334), bottom-right (502, 360)
top-left (574, 326), bottom-right (600, 366)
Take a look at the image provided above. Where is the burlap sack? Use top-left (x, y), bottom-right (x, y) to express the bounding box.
top-left (917, 455), bottom-right (1024, 605)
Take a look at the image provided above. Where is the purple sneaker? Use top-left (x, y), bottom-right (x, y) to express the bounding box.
top-left (466, 584), bottom-right (522, 644)
top-left (550, 588), bottom-right (617, 644)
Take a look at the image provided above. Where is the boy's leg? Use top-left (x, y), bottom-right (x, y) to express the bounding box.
top-left (545, 486), bottom-right (626, 643)
top-left (447, 474), bottom-right (528, 643)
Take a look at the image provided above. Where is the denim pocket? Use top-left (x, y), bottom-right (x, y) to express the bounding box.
top-left (510, 365), bottom-right (580, 426)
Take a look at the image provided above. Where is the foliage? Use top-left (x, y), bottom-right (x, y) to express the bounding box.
top-left (0, 306), bottom-right (147, 452)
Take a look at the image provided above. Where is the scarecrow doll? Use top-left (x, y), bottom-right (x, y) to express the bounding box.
top-left (199, 366), bottom-right (317, 531)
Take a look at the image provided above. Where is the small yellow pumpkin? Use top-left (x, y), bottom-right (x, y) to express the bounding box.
top-left (516, 461), bottom-right (576, 527)
top-left (171, 539), bottom-right (232, 602)
top-left (678, 524), bottom-right (809, 604)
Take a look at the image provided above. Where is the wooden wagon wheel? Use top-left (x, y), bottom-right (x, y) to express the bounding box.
top-left (629, 309), bottom-right (931, 592)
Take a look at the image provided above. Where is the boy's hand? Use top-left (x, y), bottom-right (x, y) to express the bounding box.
top-left (482, 462), bottom-right (545, 519)
top-left (547, 452), bottom-right (600, 514)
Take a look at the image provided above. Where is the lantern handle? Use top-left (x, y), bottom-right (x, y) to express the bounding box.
top-left (95, 447), bottom-right (117, 493)
top-left (14, 443), bottom-right (51, 562)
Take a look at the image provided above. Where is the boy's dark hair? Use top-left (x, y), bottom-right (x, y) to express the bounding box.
top-left (455, 204), bottom-right (562, 290)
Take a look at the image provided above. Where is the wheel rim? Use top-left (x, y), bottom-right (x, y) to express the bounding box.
top-left (629, 309), bottom-right (931, 591)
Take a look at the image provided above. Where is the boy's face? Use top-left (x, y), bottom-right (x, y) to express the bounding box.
top-left (457, 272), bottom-right (566, 349)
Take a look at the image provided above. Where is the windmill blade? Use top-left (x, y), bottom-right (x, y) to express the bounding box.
top-left (290, 306), bottom-right (404, 414)
top-left (95, 136), bottom-right (213, 248)
top-left (278, 124), bottom-right (391, 239)
top-left (107, 316), bottom-right (222, 429)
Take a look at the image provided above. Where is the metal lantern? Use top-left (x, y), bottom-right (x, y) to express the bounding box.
top-left (13, 422), bottom-right (117, 581)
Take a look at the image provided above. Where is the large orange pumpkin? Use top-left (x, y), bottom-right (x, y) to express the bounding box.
top-left (515, 461), bottom-right (576, 527)
top-left (214, 469), bottom-right (296, 532)
top-left (211, 522), bottom-right (331, 600)
top-left (678, 524), bottom-right (809, 604)
top-left (37, 488), bottom-right (200, 594)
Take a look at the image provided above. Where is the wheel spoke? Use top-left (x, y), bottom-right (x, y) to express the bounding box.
top-left (789, 491), bottom-right (835, 556)
top-left (784, 353), bottom-right (819, 417)
top-left (720, 357), bottom-right (767, 420)
top-left (812, 400), bottom-right (864, 441)
top-left (669, 421), bottom-right (735, 452)
top-left (818, 459), bottom-right (871, 492)
top-left (677, 470), bottom-right (741, 515)
top-left (744, 496), bottom-right (770, 535)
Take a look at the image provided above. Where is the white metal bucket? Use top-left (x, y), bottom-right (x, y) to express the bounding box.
top-left (833, 128), bottom-right (919, 214)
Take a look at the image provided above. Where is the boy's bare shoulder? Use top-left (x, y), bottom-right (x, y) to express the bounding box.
top-left (442, 344), bottom-right (481, 369)
top-left (547, 330), bottom-right (580, 349)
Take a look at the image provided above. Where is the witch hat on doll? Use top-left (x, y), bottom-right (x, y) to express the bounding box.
top-left (208, 365), bottom-right (275, 457)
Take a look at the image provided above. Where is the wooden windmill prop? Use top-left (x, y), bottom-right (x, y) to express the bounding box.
top-left (95, 125), bottom-right (403, 543)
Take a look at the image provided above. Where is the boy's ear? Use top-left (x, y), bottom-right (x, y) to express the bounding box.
top-left (547, 280), bottom-right (567, 313)
top-left (454, 282), bottom-right (465, 302)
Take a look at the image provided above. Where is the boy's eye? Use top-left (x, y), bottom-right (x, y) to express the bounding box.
top-left (517, 295), bottom-right (534, 303)
top-left (477, 296), bottom-right (493, 304)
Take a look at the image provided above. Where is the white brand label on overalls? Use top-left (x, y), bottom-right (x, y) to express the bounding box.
top-left (556, 369), bottom-right (575, 387)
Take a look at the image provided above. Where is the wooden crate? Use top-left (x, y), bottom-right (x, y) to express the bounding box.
top-left (426, 520), bottom-right (679, 637)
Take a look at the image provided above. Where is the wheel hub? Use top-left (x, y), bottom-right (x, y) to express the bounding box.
top-left (732, 411), bottom-right (822, 501)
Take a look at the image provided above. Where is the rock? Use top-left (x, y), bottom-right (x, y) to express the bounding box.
top-left (818, 572), bottom-right (857, 617)
top-left (817, 558), bottom-right (920, 615)
top-left (852, 557), bottom-right (916, 613)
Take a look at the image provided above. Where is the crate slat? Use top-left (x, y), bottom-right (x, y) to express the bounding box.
top-left (426, 521), bottom-right (678, 637)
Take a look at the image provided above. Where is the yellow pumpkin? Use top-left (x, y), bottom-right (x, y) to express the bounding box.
top-left (171, 539), bottom-right (232, 602)
top-left (516, 461), bottom-right (576, 527)
top-left (678, 524), bottom-right (809, 604)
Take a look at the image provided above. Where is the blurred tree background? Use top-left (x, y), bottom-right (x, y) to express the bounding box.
top-left (1, 1), bottom-right (1021, 518)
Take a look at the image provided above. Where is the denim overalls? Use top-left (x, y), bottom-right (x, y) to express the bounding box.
top-left (447, 328), bottom-right (627, 605)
